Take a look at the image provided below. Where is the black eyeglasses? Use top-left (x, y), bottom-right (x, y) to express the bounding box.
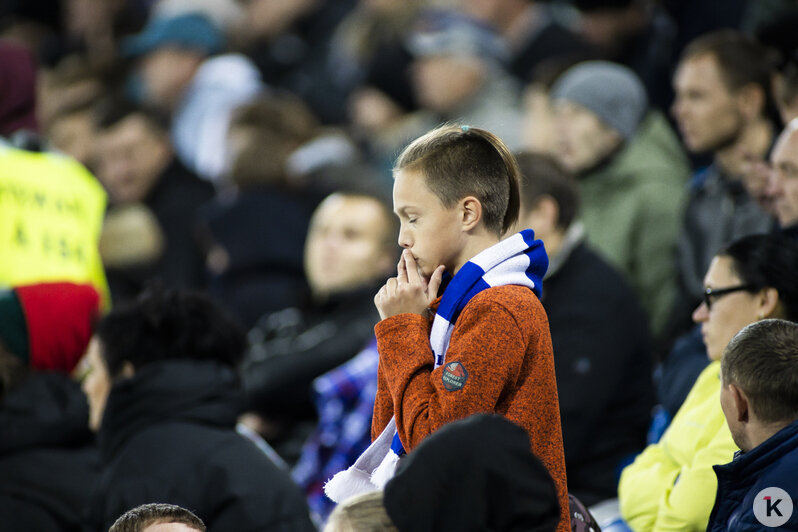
top-left (702, 284), bottom-right (756, 310)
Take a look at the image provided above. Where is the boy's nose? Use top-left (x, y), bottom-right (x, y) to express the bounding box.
top-left (397, 228), bottom-right (411, 248)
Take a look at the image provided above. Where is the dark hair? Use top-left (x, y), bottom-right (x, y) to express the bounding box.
top-left (96, 286), bottom-right (246, 377)
top-left (109, 502), bottom-right (206, 532)
top-left (394, 124), bottom-right (520, 236)
top-left (722, 319), bottom-right (798, 424)
top-left (515, 151), bottom-right (580, 230)
top-left (680, 30), bottom-right (775, 99)
top-left (93, 97), bottom-right (170, 133)
top-left (720, 233), bottom-right (798, 322)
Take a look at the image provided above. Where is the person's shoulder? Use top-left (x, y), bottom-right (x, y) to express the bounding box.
top-left (467, 285), bottom-right (544, 319)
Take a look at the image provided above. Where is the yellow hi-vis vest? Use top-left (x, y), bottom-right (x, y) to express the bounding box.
top-left (0, 144), bottom-right (110, 308)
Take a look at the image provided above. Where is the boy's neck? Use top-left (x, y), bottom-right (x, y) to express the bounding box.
top-left (451, 230), bottom-right (503, 275)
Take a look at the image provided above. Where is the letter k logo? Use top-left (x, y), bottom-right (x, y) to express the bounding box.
top-left (765, 496), bottom-right (783, 517)
top-left (755, 488), bottom-right (792, 526)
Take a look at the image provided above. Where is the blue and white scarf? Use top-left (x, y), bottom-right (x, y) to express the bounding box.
top-left (324, 229), bottom-right (548, 502)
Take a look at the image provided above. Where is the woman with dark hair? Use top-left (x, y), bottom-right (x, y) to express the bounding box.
top-left (82, 287), bottom-right (315, 532)
top-left (619, 233), bottom-right (798, 531)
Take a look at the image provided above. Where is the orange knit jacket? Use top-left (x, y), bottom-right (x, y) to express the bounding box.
top-left (372, 284), bottom-right (570, 532)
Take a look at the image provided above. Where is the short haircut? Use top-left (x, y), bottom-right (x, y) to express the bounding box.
top-left (93, 97), bottom-right (170, 133)
top-left (394, 124), bottom-right (521, 236)
top-left (324, 491), bottom-right (397, 532)
top-left (515, 151), bottom-right (580, 230)
top-left (722, 319), bottom-right (798, 424)
top-left (680, 29), bottom-right (774, 97)
top-left (720, 233), bottom-right (798, 322)
top-left (95, 286), bottom-right (246, 377)
top-left (109, 502), bottom-right (206, 532)
top-left (328, 186), bottom-right (400, 258)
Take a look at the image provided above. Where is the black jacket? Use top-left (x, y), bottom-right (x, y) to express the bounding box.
top-left (241, 284), bottom-right (381, 463)
top-left (0, 373), bottom-right (99, 532)
top-left (106, 158), bottom-right (214, 303)
top-left (542, 242), bottom-right (654, 505)
top-left (88, 360), bottom-right (314, 532)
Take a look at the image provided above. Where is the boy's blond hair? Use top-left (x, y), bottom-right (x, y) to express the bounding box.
top-left (393, 124), bottom-right (521, 236)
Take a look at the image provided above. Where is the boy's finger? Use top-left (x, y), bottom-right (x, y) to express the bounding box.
top-left (404, 251), bottom-right (422, 285)
top-left (397, 253), bottom-right (408, 284)
top-left (427, 265), bottom-right (445, 300)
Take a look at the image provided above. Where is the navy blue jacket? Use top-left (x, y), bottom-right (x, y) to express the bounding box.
top-left (708, 419), bottom-right (798, 531)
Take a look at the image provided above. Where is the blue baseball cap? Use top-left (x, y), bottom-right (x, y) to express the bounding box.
top-left (121, 13), bottom-right (224, 58)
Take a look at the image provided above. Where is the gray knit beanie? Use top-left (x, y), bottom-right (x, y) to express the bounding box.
top-left (551, 61), bottom-right (648, 140)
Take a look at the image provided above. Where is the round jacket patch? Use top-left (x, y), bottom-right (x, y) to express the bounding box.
top-left (442, 361), bottom-right (468, 391)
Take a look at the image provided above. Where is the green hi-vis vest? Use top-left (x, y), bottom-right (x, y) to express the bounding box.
top-left (0, 144), bottom-right (109, 308)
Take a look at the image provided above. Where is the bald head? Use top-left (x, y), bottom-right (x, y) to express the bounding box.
top-left (769, 119), bottom-right (798, 227)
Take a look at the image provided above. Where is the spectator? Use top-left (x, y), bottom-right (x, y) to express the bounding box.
top-left (109, 503), bottom-right (206, 532)
top-left (325, 414), bottom-right (562, 532)
top-left (240, 189), bottom-right (398, 464)
top-left (93, 100), bottom-right (213, 303)
top-left (405, 10), bottom-right (524, 149)
top-left (459, 0), bottom-right (591, 83)
top-left (550, 60), bottom-right (688, 336)
top-left (670, 29), bottom-right (776, 336)
top-left (326, 125), bottom-right (570, 531)
top-left (0, 282), bottom-right (101, 532)
top-left (0, 41), bottom-right (38, 143)
top-left (766, 118), bottom-right (798, 238)
top-left (708, 320), bottom-right (798, 531)
top-left (569, 0), bottom-right (678, 112)
top-left (198, 93), bottom-right (360, 327)
top-left (657, 29), bottom-right (782, 414)
top-left (619, 233), bottom-right (798, 531)
top-left (515, 151), bottom-right (654, 505)
top-left (82, 287), bottom-right (315, 532)
top-left (46, 99), bottom-right (98, 168)
top-left (236, 0), bottom-right (357, 124)
top-left (291, 339), bottom-right (381, 521)
top-left (121, 12), bottom-right (262, 183)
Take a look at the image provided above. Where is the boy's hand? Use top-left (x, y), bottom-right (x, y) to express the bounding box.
top-left (375, 250), bottom-right (445, 320)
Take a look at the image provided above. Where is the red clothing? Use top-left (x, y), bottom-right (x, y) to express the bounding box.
top-left (373, 284), bottom-right (570, 531)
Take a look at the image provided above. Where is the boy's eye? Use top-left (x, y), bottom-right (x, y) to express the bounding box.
top-left (408, 218), bottom-right (417, 224)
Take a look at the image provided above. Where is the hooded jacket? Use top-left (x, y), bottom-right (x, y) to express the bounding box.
top-left (87, 360), bottom-right (314, 532)
top-left (0, 373), bottom-right (98, 532)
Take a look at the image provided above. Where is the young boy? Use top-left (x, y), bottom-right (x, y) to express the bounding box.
top-left (327, 125), bottom-right (569, 531)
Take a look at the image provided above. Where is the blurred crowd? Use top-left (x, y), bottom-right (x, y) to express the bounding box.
top-left (4, 0), bottom-right (798, 530)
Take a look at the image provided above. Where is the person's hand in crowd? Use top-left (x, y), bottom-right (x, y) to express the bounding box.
top-left (374, 249), bottom-right (444, 320)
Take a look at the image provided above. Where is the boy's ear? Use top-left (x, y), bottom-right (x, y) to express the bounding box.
top-left (460, 196), bottom-right (482, 231)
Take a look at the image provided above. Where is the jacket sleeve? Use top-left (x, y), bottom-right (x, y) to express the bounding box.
top-left (375, 292), bottom-right (526, 451)
top-left (619, 418), bottom-right (737, 532)
top-left (618, 440), bottom-right (680, 532)
top-left (632, 177), bottom-right (684, 336)
top-left (650, 425), bottom-right (737, 531)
